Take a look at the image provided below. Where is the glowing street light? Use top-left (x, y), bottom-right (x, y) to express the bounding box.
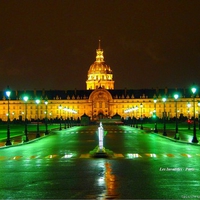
top-left (5, 86), bottom-right (12, 146)
top-left (23, 95), bottom-right (29, 142)
top-left (35, 99), bottom-right (40, 138)
top-left (44, 99), bottom-right (48, 135)
top-left (174, 94), bottom-right (179, 139)
top-left (162, 97), bottom-right (167, 136)
top-left (191, 86), bottom-right (198, 143)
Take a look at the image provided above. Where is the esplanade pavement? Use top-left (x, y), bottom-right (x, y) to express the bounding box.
top-left (0, 125), bottom-right (200, 199)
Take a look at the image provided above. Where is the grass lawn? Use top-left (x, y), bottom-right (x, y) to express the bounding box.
top-left (0, 123), bottom-right (60, 140)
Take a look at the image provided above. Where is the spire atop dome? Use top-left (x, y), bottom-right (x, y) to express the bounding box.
top-left (96, 39), bottom-right (104, 62)
top-left (98, 39), bottom-right (101, 49)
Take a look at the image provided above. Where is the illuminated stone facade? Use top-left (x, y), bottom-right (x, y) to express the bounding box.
top-left (0, 88), bottom-right (199, 122)
top-left (0, 42), bottom-right (199, 122)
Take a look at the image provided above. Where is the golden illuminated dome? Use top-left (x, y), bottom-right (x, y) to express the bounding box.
top-left (88, 62), bottom-right (112, 74)
top-left (86, 40), bottom-right (114, 90)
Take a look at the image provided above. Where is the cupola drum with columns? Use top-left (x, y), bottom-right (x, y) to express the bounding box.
top-left (86, 40), bottom-right (114, 90)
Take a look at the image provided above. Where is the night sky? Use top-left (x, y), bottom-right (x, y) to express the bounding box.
top-left (0, 0), bottom-right (200, 91)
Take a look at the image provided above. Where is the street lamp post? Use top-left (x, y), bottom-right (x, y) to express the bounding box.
top-left (153, 99), bottom-right (158, 133)
top-left (59, 105), bottom-right (62, 130)
top-left (191, 87), bottom-right (198, 143)
top-left (140, 103), bottom-right (143, 130)
top-left (132, 106), bottom-right (135, 127)
top-left (187, 102), bottom-right (191, 130)
top-left (125, 107), bottom-right (135, 127)
top-left (71, 109), bottom-right (77, 127)
top-left (23, 95), bottom-right (29, 142)
top-left (68, 107), bottom-right (70, 128)
top-left (135, 106), bottom-right (138, 128)
top-left (198, 101), bottom-right (200, 130)
top-left (64, 107), bottom-right (67, 129)
top-left (44, 99), bottom-right (48, 135)
top-left (5, 87), bottom-right (12, 146)
top-left (162, 97), bottom-right (167, 136)
top-left (35, 99), bottom-right (40, 138)
top-left (174, 94), bottom-right (179, 139)
top-left (12, 112), bottom-right (15, 120)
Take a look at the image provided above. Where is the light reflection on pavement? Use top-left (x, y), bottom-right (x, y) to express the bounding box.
top-left (96, 161), bottom-right (119, 199)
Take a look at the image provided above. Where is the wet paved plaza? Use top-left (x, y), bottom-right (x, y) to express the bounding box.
top-left (0, 125), bottom-right (200, 199)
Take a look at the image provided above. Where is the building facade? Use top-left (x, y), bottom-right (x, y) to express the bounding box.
top-left (0, 41), bottom-right (199, 122)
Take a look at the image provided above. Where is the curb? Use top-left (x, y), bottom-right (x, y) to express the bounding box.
top-left (0, 133), bottom-right (51, 149)
top-left (152, 132), bottom-right (200, 146)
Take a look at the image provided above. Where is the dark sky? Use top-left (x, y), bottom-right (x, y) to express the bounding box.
top-left (0, 0), bottom-right (200, 91)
